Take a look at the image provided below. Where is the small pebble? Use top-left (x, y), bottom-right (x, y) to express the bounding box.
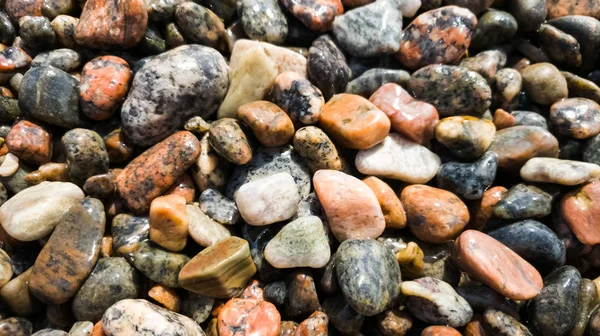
top-left (293, 126), bottom-right (344, 172)
top-left (434, 116), bottom-right (496, 159)
top-left (550, 97), bottom-right (600, 139)
top-left (561, 181), bottom-right (600, 245)
top-left (521, 63), bottom-right (568, 106)
top-left (130, 241), bottom-right (189, 288)
top-left (236, 0), bottom-right (287, 44)
top-left (186, 203), bottom-right (230, 247)
top-left (308, 35), bottom-right (352, 100)
top-left (271, 71), bottom-right (324, 125)
top-left (362, 176), bottom-right (407, 229)
top-left (281, 0), bottom-right (343, 31)
top-left (175, 2), bottom-right (224, 49)
top-left (237, 101), bottom-right (295, 147)
top-left (218, 298), bottom-right (280, 336)
top-left (437, 151), bottom-right (498, 200)
top-left (149, 194), bottom-right (189, 252)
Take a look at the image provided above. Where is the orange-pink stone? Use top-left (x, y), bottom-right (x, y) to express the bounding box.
top-left (293, 311), bottom-right (329, 336)
top-left (421, 326), bottom-right (462, 336)
top-left (453, 230), bottom-right (543, 300)
top-left (561, 181), bottom-right (600, 245)
top-left (313, 169), bottom-right (385, 242)
top-left (5, 120), bottom-right (52, 165)
top-left (218, 298), bottom-right (281, 336)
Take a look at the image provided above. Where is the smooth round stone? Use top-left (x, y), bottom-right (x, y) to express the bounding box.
top-left (293, 126), bottom-right (343, 173)
top-left (208, 118), bottom-right (252, 165)
top-left (186, 204), bottom-right (230, 248)
top-left (198, 189), bottom-right (239, 225)
top-left (408, 64), bottom-right (491, 117)
top-left (521, 157), bottom-right (600, 185)
top-left (484, 309), bottom-right (533, 336)
top-left (346, 68), bottom-right (409, 98)
top-left (562, 71), bottom-right (600, 103)
top-left (333, 0), bottom-right (402, 58)
top-left (103, 299), bottom-right (203, 336)
top-left (521, 63), bottom-right (568, 106)
top-left (561, 181), bottom-right (600, 245)
top-left (62, 128), bottom-right (109, 186)
top-left (19, 66), bottom-right (84, 129)
top-left (488, 220), bottom-right (565, 274)
top-left (422, 326), bottom-right (461, 336)
top-left (435, 116), bottom-right (495, 159)
top-left (238, 101), bottom-right (294, 148)
top-left (308, 35), bottom-right (352, 100)
top-left (80, 56), bottom-right (131, 121)
top-left (314, 170), bottom-right (385, 242)
top-left (236, 0), bottom-right (287, 43)
top-left (453, 230), bottom-right (543, 300)
top-left (271, 71), bottom-right (324, 125)
top-left (437, 151), bottom-right (498, 200)
top-left (363, 176), bottom-right (406, 229)
top-left (122, 45), bottom-right (228, 147)
top-left (493, 184), bottom-right (552, 220)
top-left (285, 270), bottom-right (321, 316)
top-left (323, 295), bottom-right (364, 334)
top-left (218, 298), bottom-right (280, 336)
top-left (19, 16), bottom-right (56, 50)
top-left (355, 133), bottom-right (441, 184)
top-left (369, 83), bottom-right (438, 145)
top-left (396, 6), bottom-right (476, 69)
top-left (511, 111), bottom-right (548, 129)
top-left (31, 48), bottom-right (80, 72)
top-left (550, 98), bottom-right (600, 139)
top-left (0, 318), bottom-right (33, 336)
top-left (72, 257), bottom-right (141, 322)
top-left (459, 50), bottom-right (506, 85)
top-left (51, 15), bottom-right (78, 48)
top-left (175, 2), bottom-right (224, 49)
top-left (470, 10), bottom-right (517, 50)
top-left (264, 216), bottom-right (330, 269)
top-left (111, 214), bottom-right (149, 257)
top-left (0, 181), bottom-right (83, 241)
top-left (0, 249), bottom-right (11, 288)
top-left (487, 126), bottom-right (559, 171)
top-left (494, 68), bottom-right (522, 109)
top-left (548, 15), bottom-right (600, 74)
top-left (402, 184), bottom-right (469, 243)
top-left (539, 24), bottom-right (582, 68)
top-left (131, 241), bottom-right (189, 288)
top-left (281, 0), bottom-right (342, 31)
top-left (455, 285), bottom-right (519, 318)
top-left (528, 266), bottom-right (581, 336)
top-left (181, 292), bottom-right (214, 324)
top-left (336, 239), bottom-right (401, 316)
top-left (509, 0), bottom-right (546, 32)
top-left (5, 120), bottom-right (52, 165)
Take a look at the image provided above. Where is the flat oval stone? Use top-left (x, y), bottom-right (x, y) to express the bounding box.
top-left (74, 0), bottom-right (148, 49)
top-left (408, 64), bottom-right (491, 117)
top-left (434, 116), bottom-right (496, 159)
top-left (198, 189), bottom-right (239, 225)
top-left (363, 176), bottom-right (407, 229)
top-left (308, 35), bottom-right (352, 100)
top-left (521, 157), bottom-right (600, 185)
top-left (209, 118), bottom-right (253, 165)
top-left (117, 131), bottom-right (201, 214)
top-left (539, 24), bottom-right (582, 68)
top-left (218, 298), bottom-right (280, 336)
top-left (488, 220), bottom-right (565, 274)
top-left (487, 126), bottom-right (559, 171)
top-left (521, 63), bottom-right (568, 106)
top-left (0, 317), bottom-right (33, 336)
top-left (80, 56), bottom-right (131, 121)
top-left (437, 151), bottom-right (498, 200)
top-left (102, 299), bottom-right (204, 336)
top-left (336, 239), bottom-right (401, 316)
top-left (470, 10), bottom-right (518, 50)
top-left (355, 133), bottom-right (441, 183)
top-left (237, 101), bottom-right (294, 148)
top-left (175, 2), bottom-right (224, 49)
top-left (528, 266), bottom-right (581, 336)
top-left (62, 128), bottom-right (109, 186)
top-left (493, 184), bottom-right (552, 220)
top-left (484, 309), bottom-right (533, 336)
top-left (72, 257), bottom-right (141, 322)
top-left (314, 170), bottom-right (385, 242)
top-left (548, 15), bottom-right (600, 74)
top-left (550, 98), bottom-right (600, 139)
top-left (121, 45), bottom-right (228, 147)
top-left (561, 181), bottom-right (600, 245)
top-left (236, 0), bottom-right (287, 44)
top-left (187, 204), bottom-right (230, 248)
top-left (402, 277), bottom-right (472, 327)
top-left (397, 6), bottom-right (477, 70)
top-left (293, 126), bottom-right (343, 173)
top-left (0, 181), bottom-right (83, 241)
top-left (29, 199), bottom-right (106, 304)
top-left (281, 0), bottom-right (343, 32)
top-left (453, 230), bottom-right (543, 300)
top-left (131, 241), bottom-right (189, 288)
top-left (402, 184), bottom-right (469, 243)
top-left (271, 71), bottom-right (324, 125)
top-left (6, 120), bottom-right (52, 165)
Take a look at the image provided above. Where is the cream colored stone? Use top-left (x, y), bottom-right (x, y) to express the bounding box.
top-left (521, 157), bottom-right (600, 185)
top-left (0, 267), bottom-right (41, 315)
top-left (229, 40), bottom-right (307, 76)
top-left (187, 204), bottom-right (231, 247)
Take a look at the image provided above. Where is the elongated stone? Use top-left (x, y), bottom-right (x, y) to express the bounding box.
top-left (483, 309), bottom-right (533, 336)
top-left (29, 199), bottom-right (106, 304)
top-left (293, 126), bottom-right (343, 172)
top-left (561, 181), bottom-right (600, 245)
top-left (488, 126), bottom-right (559, 170)
top-left (0, 268), bottom-right (41, 316)
top-left (437, 152), bottom-right (498, 200)
top-left (187, 204), bottom-right (230, 247)
top-left (208, 118), bottom-right (253, 165)
top-left (131, 241), bottom-right (189, 288)
top-left (271, 71), bottom-right (324, 125)
top-left (521, 157), bottom-right (600, 185)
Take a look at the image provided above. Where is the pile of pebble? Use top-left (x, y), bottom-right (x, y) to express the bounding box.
top-left (1, 0), bottom-right (600, 335)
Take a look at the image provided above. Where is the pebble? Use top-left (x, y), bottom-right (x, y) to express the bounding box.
top-left (548, 15), bottom-right (600, 74)
top-left (377, 309), bottom-right (413, 336)
top-left (293, 311), bottom-right (328, 335)
top-left (397, 6), bottom-right (477, 70)
top-left (453, 230), bottom-right (543, 300)
top-left (103, 129), bottom-right (133, 164)
top-left (455, 285), bottom-right (519, 318)
top-left (563, 71), bottom-right (600, 104)
top-left (494, 68), bottom-right (522, 109)
top-left (561, 181), bottom-right (600, 245)
top-left (590, 308), bottom-right (600, 335)
top-left (5, 120), bottom-right (52, 165)
top-left (71, 257), bottom-right (141, 322)
top-left (62, 128), bottom-right (109, 186)
top-left (336, 239), bottom-right (401, 316)
top-left (174, 2), bottom-right (224, 49)
top-left (422, 326), bottom-right (461, 336)
top-left (493, 184), bottom-right (552, 220)
top-left (487, 126), bottom-right (559, 171)
top-left (51, 15), bottom-right (78, 48)
top-left (208, 118), bottom-right (253, 165)
top-left (264, 216), bottom-right (330, 269)
top-left (437, 151), bottom-right (498, 200)
top-left (111, 214), bottom-right (149, 257)
top-left (281, 0), bottom-right (343, 32)
top-left (192, 133), bottom-right (230, 193)
top-left (521, 157), bottom-right (600, 186)
top-left (148, 284), bottom-right (180, 311)
top-left (434, 116), bottom-right (496, 159)
top-left (1, 319), bottom-right (33, 336)
top-left (80, 56), bottom-right (131, 121)
top-left (509, 0), bottom-right (546, 32)
top-left (369, 83), bottom-right (439, 145)
top-left (235, 172), bottom-right (300, 226)
top-left (236, 0), bottom-right (287, 44)
top-left (237, 101), bottom-right (295, 147)
top-left (69, 321), bottom-right (93, 336)
top-left (308, 35), bottom-right (352, 100)
top-left (539, 24), bottom-right (582, 68)
top-left (547, 0), bottom-right (600, 19)
top-left (0, 268), bottom-right (41, 316)
top-left (198, 189), bottom-right (239, 225)
top-left (408, 64), bottom-right (492, 117)
top-left (333, 0), bottom-right (402, 57)
top-left (130, 241), bottom-right (189, 288)
top-left (323, 295), bottom-right (364, 334)
top-left (521, 63), bottom-right (568, 106)
top-left (293, 126), bottom-right (343, 172)
top-left (346, 68), bottom-right (410, 98)
top-left (29, 199), bottom-right (105, 304)
top-left (460, 50), bottom-right (506, 85)
top-left (149, 194), bottom-right (188, 252)
top-left (550, 98), bottom-right (600, 139)
top-left (186, 204), bottom-right (230, 247)
top-left (117, 131), bottom-right (200, 214)
top-left (0, 248), bottom-right (11, 288)
top-left (271, 71), bottom-right (325, 125)
top-left (229, 40), bottom-right (308, 76)
top-left (528, 266), bottom-right (581, 336)
top-left (264, 281), bottom-right (287, 306)
top-left (470, 10), bottom-right (518, 50)
top-left (285, 270), bottom-right (321, 316)
top-left (74, 0), bottom-right (148, 49)
top-left (102, 299), bottom-right (204, 336)
top-left (483, 309), bottom-right (533, 336)
top-left (572, 279), bottom-right (599, 336)
top-left (19, 16), bottom-right (56, 51)
top-left (402, 184), bottom-right (469, 243)
top-left (31, 48), bottom-right (80, 72)
top-left (512, 111), bottom-right (548, 129)
top-left (363, 176), bottom-right (407, 229)
top-left (218, 298), bottom-right (280, 336)
top-left (181, 292), bottom-right (214, 324)
top-left (314, 169), bottom-right (384, 241)
top-left (121, 45), bottom-right (228, 147)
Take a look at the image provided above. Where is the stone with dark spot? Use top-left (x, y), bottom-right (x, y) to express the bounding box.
top-left (471, 10), bottom-right (516, 50)
top-left (494, 68), bottom-right (522, 110)
top-left (80, 56), bottom-right (131, 121)
top-left (31, 48), bottom-right (81, 72)
top-left (434, 116), bottom-right (495, 159)
top-left (5, 120), bottom-right (52, 165)
top-left (512, 111), bottom-right (548, 129)
top-left (209, 118), bottom-right (253, 165)
top-left (308, 35), bottom-right (352, 100)
top-left (130, 241), bottom-right (190, 288)
top-left (483, 309), bottom-right (533, 336)
top-left (175, 2), bottom-right (225, 49)
top-left (281, 0), bottom-right (343, 32)
top-left (285, 271), bottom-right (321, 317)
top-left (493, 184), bottom-right (552, 220)
top-left (199, 188), bottom-right (240, 225)
top-left (547, 0), bottom-right (600, 20)
top-left (550, 98), bottom-right (600, 139)
top-left (62, 128), bottom-right (109, 186)
top-left (42, 0), bottom-right (75, 19)
top-left (437, 151), bottom-right (498, 200)
top-left (459, 50), bottom-right (506, 85)
top-left (0, 47), bottom-right (31, 74)
top-left (111, 213), bottom-right (150, 257)
top-left (488, 126), bottom-right (559, 171)
top-left (562, 71), bottom-right (600, 104)
top-left (236, 0), bottom-right (287, 44)
top-left (19, 16), bottom-right (56, 51)
top-left (5, 0), bottom-right (43, 21)
top-left (51, 15), bottom-right (78, 49)
top-left (271, 71), bottom-right (324, 125)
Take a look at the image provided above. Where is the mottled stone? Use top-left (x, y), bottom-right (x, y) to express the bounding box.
top-left (293, 126), bottom-right (343, 173)
top-left (363, 176), bottom-right (406, 229)
top-left (346, 68), bottom-right (410, 98)
top-left (0, 318), bottom-right (33, 336)
top-left (336, 239), bottom-right (401, 316)
top-left (488, 126), bottom-right (559, 170)
top-left (218, 298), bottom-right (280, 336)
top-left (102, 299), bottom-right (204, 336)
top-left (459, 50), bottom-right (506, 85)
top-left (279, 321), bottom-right (298, 336)
top-left (175, 2), bottom-right (224, 49)
top-left (377, 309), bottom-right (413, 336)
top-left (122, 45), bottom-right (228, 146)
top-left (408, 64), bottom-right (491, 117)
top-left (322, 295), bottom-right (363, 334)
top-left (308, 35), bottom-right (352, 100)
top-left (369, 83), bottom-right (438, 145)
top-left (80, 56), bottom-right (131, 121)
top-left (397, 6), bottom-right (476, 69)
top-left (548, 16), bottom-right (600, 74)
top-left (512, 111), bottom-right (548, 129)
top-left (494, 68), bottom-right (522, 109)
top-left (131, 241), bottom-right (189, 288)
top-left (74, 0), bottom-right (148, 49)
top-left (521, 157), bottom-right (600, 186)
top-left (271, 71), bottom-right (324, 125)
top-left (437, 152), bottom-right (498, 200)
top-left (181, 292), bottom-right (214, 324)
top-left (547, 0), bottom-right (600, 19)
top-left (521, 63), bottom-right (568, 106)
top-left (561, 181), bottom-right (600, 245)
top-left (0, 267), bottom-right (41, 316)
top-left (19, 16), bottom-right (56, 50)
top-left (493, 184), bottom-right (552, 220)
top-left (0, 248), bottom-right (11, 288)
top-left (5, 120), bottom-right (52, 165)
top-left (111, 214), bottom-right (149, 257)
top-left (282, 0), bottom-right (342, 31)
top-left (238, 101), bottom-right (294, 148)
top-left (453, 230), bottom-right (543, 300)
top-left (356, 133), bottom-right (441, 183)
top-left (550, 98), bottom-right (600, 139)
top-left (198, 189), bottom-right (239, 225)
top-left (285, 271), bottom-right (321, 316)
top-left (208, 118), bottom-right (252, 165)
top-left (51, 15), bottom-right (78, 48)
top-left (236, 0), bottom-right (287, 43)
top-left (483, 309), bottom-right (533, 336)
top-left (539, 24), bottom-right (582, 68)
top-left (186, 204), bottom-right (230, 248)
top-left (31, 48), bottom-right (80, 72)
top-left (147, 284), bottom-right (180, 312)
top-left (293, 311), bottom-right (328, 335)
top-left (62, 129), bottom-right (109, 186)
top-left (0, 47), bottom-right (31, 74)
top-left (435, 116), bottom-right (495, 159)
top-left (470, 10), bottom-right (517, 49)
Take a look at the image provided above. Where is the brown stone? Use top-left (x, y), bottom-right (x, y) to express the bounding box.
top-left (293, 311), bottom-right (328, 336)
top-left (487, 125), bottom-right (559, 171)
top-left (164, 174), bottom-right (195, 204)
top-left (149, 194), bottom-right (189, 252)
top-left (421, 326), bottom-right (462, 336)
top-left (561, 181), bottom-right (600, 245)
top-left (238, 101), bottom-right (295, 147)
top-left (362, 176), bottom-right (407, 229)
top-left (148, 284), bottom-right (181, 312)
top-left (218, 298), bottom-right (281, 336)
top-left (5, 120), bottom-right (52, 165)
top-left (377, 309), bottom-right (413, 336)
top-left (469, 186), bottom-right (508, 230)
top-left (104, 129), bottom-right (134, 163)
top-left (0, 267), bottom-right (41, 316)
top-left (492, 109), bottom-right (515, 130)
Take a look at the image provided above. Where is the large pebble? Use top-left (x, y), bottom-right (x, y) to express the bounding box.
top-left (561, 181), bottom-right (600, 245)
top-left (175, 2), bottom-right (224, 49)
top-left (308, 35), bottom-right (352, 100)
top-left (487, 126), bottom-right (559, 170)
top-left (435, 116), bottom-right (495, 159)
top-left (131, 241), bottom-right (189, 288)
top-left (548, 15), bottom-right (600, 74)
top-left (493, 184), bottom-right (552, 220)
top-left (238, 101), bottom-right (294, 148)
top-left (218, 298), bottom-right (280, 336)
top-left (521, 157), bottom-right (600, 185)
top-left (80, 56), bottom-right (131, 121)
top-left (31, 48), bottom-right (81, 72)
top-left (437, 151), bottom-right (498, 200)
top-left (550, 98), bottom-right (600, 139)
top-left (271, 71), bottom-right (324, 125)
top-left (236, 0), bottom-right (287, 43)
top-left (539, 24), bottom-right (582, 68)
top-left (521, 63), bottom-right (568, 106)
top-left (346, 68), bottom-right (410, 98)
top-left (149, 194), bottom-right (189, 252)
top-left (62, 129), bottom-right (109, 186)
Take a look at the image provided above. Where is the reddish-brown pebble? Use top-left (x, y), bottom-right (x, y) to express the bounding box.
top-left (91, 321), bottom-right (105, 336)
top-left (281, 0), bottom-right (344, 31)
top-left (104, 129), bottom-right (134, 163)
top-left (5, 0), bottom-right (43, 21)
top-left (0, 87), bottom-right (13, 98)
top-left (377, 309), bottom-right (413, 336)
top-left (493, 109), bottom-right (515, 130)
top-left (464, 316), bottom-right (487, 336)
top-left (75, 0), bottom-right (148, 49)
top-left (293, 311), bottom-right (329, 336)
top-left (561, 181), bottom-right (600, 245)
top-left (164, 174), bottom-right (195, 203)
top-left (453, 230), bottom-right (543, 300)
top-left (240, 279), bottom-right (264, 301)
top-left (237, 101), bottom-right (295, 147)
top-left (320, 94), bottom-right (390, 149)
top-left (5, 120), bottom-right (52, 165)
top-left (401, 184), bottom-right (469, 243)
top-left (363, 176), bottom-right (407, 229)
top-left (149, 194), bottom-right (189, 252)
top-left (487, 125), bottom-right (559, 171)
top-left (218, 298), bottom-right (281, 336)
top-left (469, 186), bottom-right (507, 231)
top-left (369, 83), bottom-right (439, 145)
top-left (421, 326), bottom-right (462, 336)
top-left (547, 0), bottom-right (600, 19)
top-left (116, 131), bottom-right (201, 214)
top-left (148, 284), bottom-right (181, 312)
top-left (80, 56), bottom-right (132, 120)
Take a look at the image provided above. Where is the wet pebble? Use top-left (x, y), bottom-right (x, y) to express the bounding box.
top-left (471, 10), bottom-right (518, 50)
top-left (459, 50), bottom-right (506, 85)
top-left (488, 126), bottom-right (559, 171)
top-left (521, 157), bottom-right (600, 185)
top-left (31, 48), bottom-right (80, 72)
top-left (149, 194), bottom-right (189, 252)
top-left (0, 318), bottom-right (33, 336)
top-left (236, 0), bottom-right (287, 44)
top-left (62, 128), bottom-right (109, 186)
top-left (493, 184), bottom-right (553, 220)
top-left (271, 71), bottom-right (324, 125)
top-left (5, 120), bottom-right (52, 165)
top-left (51, 15), bottom-right (78, 48)
top-left (434, 116), bottom-right (496, 159)
top-left (175, 2), bottom-right (224, 49)
top-left (437, 151), bottom-right (498, 200)
top-left (293, 126), bottom-right (343, 173)
top-left (539, 24), bottom-right (582, 68)
top-left (130, 241), bottom-right (189, 288)
top-left (186, 203), bottom-right (230, 247)
top-left (199, 189), bottom-right (239, 225)
top-left (521, 62), bottom-right (568, 106)
top-left (484, 309), bottom-right (533, 336)
top-left (238, 101), bottom-right (295, 148)
top-left (550, 98), bottom-right (600, 139)
top-left (285, 270), bottom-right (321, 316)
top-left (308, 35), bottom-right (352, 100)
top-left (363, 176), bottom-right (407, 229)
top-left (209, 118), bottom-right (253, 165)
top-left (19, 16), bottom-right (56, 51)
top-left (218, 298), bottom-right (280, 336)
top-left (561, 181), bottom-right (600, 245)
top-left (111, 214), bottom-right (149, 257)
top-left (345, 68), bottom-right (410, 98)
top-left (512, 111), bottom-right (548, 129)
top-left (281, 0), bottom-right (343, 31)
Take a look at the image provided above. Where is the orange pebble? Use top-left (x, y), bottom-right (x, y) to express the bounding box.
top-left (293, 311), bottom-right (328, 336)
top-left (421, 325), bottom-right (462, 336)
top-left (218, 298), bottom-right (281, 336)
top-left (100, 236), bottom-right (113, 258)
top-left (148, 284), bottom-right (181, 312)
top-left (238, 101), bottom-right (295, 147)
top-left (363, 176), bottom-right (407, 229)
top-left (164, 173), bottom-right (195, 203)
top-left (469, 186), bottom-right (507, 231)
top-left (90, 320), bottom-right (105, 336)
top-left (149, 194), bottom-right (189, 252)
top-left (493, 108), bottom-right (515, 130)
top-left (240, 279), bottom-right (264, 301)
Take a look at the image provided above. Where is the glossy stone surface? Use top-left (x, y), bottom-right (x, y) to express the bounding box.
top-left (218, 298), bottom-right (280, 336)
top-left (483, 309), bottom-right (533, 336)
top-left (308, 35), bottom-right (352, 100)
top-left (174, 2), bottom-right (224, 49)
top-left (187, 204), bottom-right (230, 248)
top-left (488, 126), bottom-right (559, 171)
top-left (111, 214), bottom-right (149, 257)
top-left (285, 270), bottom-right (321, 316)
top-left (238, 101), bottom-right (294, 148)
top-left (198, 189), bottom-right (239, 225)
top-left (282, 0), bottom-right (343, 31)
top-left (471, 10), bottom-right (518, 49)
top-left (434, 116), bottom-right (495, 159)
top-left (363, 176), bottom-right (406, 229)
top-left (521, 157), bottom-right (600, 185)
top-left (271, 71), bottom-right (324, 125)
top-left (493, 184), bottom-right (552, 220)
top-left (5, 120), bottom-right (52, 165)
top-left (131, 241), bottom-right (189, 288)
top-left (62, 128), bottom-right (109, 186)
top-left (347, 68), bottom-right (410, 98)
top-left (80, 56), bottom-right (131, 121)
top-left (237, 0), bottom-right (287, 43)
top-left (550, 98), bottom-right (600, 139)
top-left (561, 181), bottom-right (600, 245)
top-left (521, 63), bottom-right (568, 106)
top-left (209, 118), bottom-right (253, 165)
top-left (149, 194), bottom-right (189, 252)
top-left (437, 152), bottom-right (498, 200)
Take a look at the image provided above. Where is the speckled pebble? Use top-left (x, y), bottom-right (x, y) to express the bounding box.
top-left (308, 35), bottom-right (352, 100)
top-left (437, 151), bottom-right (498, 200)
top-left (199, 189), bottom-right (239, 225)
top-left (271, 71), bottom-right (325, 125)
top-left (471, 10), bottom-right (517, 50)
top-left (62, 128), bottom-right (109, 186)
top-left (31, 48), bottom-right (81, 72)
top-left (434, 116), bottom-right (496, 159)
top-left (236, 0), bottom-right (287, 44)
top-left (550, 98), bottom-right (600, 139)
top-left (175, 2), bottom-right (224, 49)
